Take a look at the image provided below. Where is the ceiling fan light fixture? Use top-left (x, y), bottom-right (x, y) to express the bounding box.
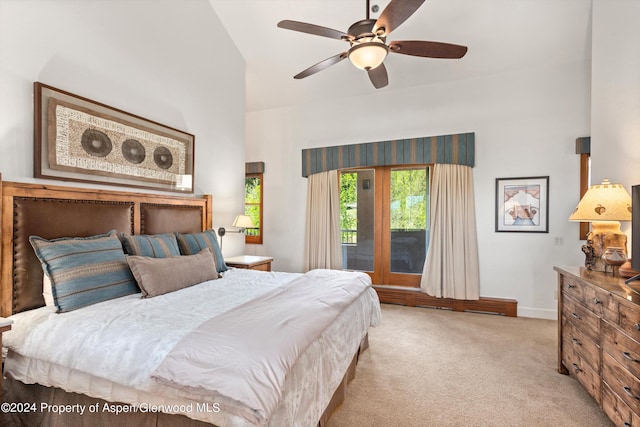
top-left (348, 41), bottom-right (389, 70)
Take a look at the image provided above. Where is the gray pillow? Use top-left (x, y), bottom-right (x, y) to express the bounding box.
top-left (126, 248), bottom-right (219, 298)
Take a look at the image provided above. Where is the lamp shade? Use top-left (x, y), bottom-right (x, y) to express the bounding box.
top-left (348, 41), bottom-right (388, 70)
top-left (569, 179), bottom-right (632, 222)
top-left (232, 215), bottom-right (254, 229)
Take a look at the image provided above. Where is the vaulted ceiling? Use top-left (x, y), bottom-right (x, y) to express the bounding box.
top-left (209, 0), bottom-right (592, 112)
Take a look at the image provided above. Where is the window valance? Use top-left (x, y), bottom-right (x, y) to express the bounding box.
top-left (245, 162), bottom-right (265, 174)
top-left (301, 132), bottom-right (474, 177)
top-left (575, 137), bottom-right (590, 154)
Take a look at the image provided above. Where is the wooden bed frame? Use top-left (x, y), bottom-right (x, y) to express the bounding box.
top-left (0, 175), bottom-right (212, 318)
top-left (0, 174), bottom-right (364, 426)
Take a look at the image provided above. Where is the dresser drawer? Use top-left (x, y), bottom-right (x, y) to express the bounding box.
top-left (602, 320), bottom-right (640, 379)
top-left (562, 315), bottom-right (600, 373)
top-left (584, 285), bottom-right (618, 323)
top-left (602, 382), bottom-right (634, 427)
top-left (603, 352), bottom-right (640, 414)
top-left (561, 274), bottom-right (586, 304)
top-left (620, 302), bottom-right (640, 343)
top-left (563, 343), bottom-right (602, 404)
top-left (563, 295), bottom-right (601, 344)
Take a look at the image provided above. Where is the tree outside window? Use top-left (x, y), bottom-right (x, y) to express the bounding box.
top-left (244, 173), bottom-right (262, 244)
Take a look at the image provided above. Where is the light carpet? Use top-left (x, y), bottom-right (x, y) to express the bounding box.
top-left (327, 304), bottom-right (612, 427)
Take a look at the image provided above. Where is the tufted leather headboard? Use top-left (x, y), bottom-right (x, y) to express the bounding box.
top-left (0, 176), bottom-right (212, 316)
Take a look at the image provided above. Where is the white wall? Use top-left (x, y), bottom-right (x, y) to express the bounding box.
top-left (591, 0), bottom-right (640, 241)
top-left (247, 59), bottom-right (591, 319)
top-left (0, 0), bottom-right (247, 256)
top-left (248, 1), bottom-right (640, 319)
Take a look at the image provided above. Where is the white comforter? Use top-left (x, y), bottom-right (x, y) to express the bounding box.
top-left (153, 269), bottom-right (373, 425)
top-left (3, 268), bottom-right (381, 426)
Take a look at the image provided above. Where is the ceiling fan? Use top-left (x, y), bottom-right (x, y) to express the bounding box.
top-left (277, 0), bottom-right (468, 89)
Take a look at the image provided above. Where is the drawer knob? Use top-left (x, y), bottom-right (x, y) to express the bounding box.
top-left (567, 284), bottom-right (576, 289)
top-left (571, 337), bottom-right (582, 346)
top-left (625, 423), bottom-right (631, 427)
top-left (592, 298), bottom-right (601, 305)
top-left (623, 352), bottom-right (640, 363)
top-left (572, 363), bottom-right (582, 373)
top-left (623, 386), bottom-right (640, 400)
top-left (572, 312), bottom-right (581, 320)
top-left (635, 323), bottom-right (640, 331)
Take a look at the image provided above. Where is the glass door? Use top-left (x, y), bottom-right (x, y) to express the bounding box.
top-left (340, 166), bottom-right (430, 287)
top-left (384, 167), bottom-right (429, 287)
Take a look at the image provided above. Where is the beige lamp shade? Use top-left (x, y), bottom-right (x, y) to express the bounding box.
top-left (569, 179), bottom-right (632, 224)
top-left (232, 215), bottom-right (254, 230)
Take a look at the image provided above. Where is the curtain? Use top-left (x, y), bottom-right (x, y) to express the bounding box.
top-left (421, 164), bottom-right (480, 300)
top-left (304, 170), bottom-right (342, 270)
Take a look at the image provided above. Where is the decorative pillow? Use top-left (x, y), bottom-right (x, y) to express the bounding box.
top-left (42, 274), bottom-right (54, 307)
top-left (175, 230), bottom-right (227, 273)
top-left (120, 233), bottom-right (180, 258)
top-left (126, 248), bottom-right (219, 298)
top-left (30, 230), bottom-right (139, 313)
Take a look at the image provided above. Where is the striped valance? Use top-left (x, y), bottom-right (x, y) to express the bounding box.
top-left (245, 162), bottom-right (265, 174)
top-left (301, 132), bottom-right (474, 177)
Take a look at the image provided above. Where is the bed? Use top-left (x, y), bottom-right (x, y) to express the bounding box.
top-left (0, 176), bottom-right (381, 427)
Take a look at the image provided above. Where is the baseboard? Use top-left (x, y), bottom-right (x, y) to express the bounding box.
top-left (373, 285), bottom-right (518, 317)
top-left (516, 307), bottom-right (557, 320)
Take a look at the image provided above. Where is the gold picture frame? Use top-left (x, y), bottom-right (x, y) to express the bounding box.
top-left (34, 82), bottom-right (194, 193)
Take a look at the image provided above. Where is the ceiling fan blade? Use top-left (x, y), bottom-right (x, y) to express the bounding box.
top-left (374, 0), bottom-right (425, 36)
top-left (277, 20), bottom-right (348, 41)
top-left (294, 52), bottom-right (348, 79)
top-left (389, 40), bottom-right (468, 59)
top-left (367, 63), bottom-right (389, 89)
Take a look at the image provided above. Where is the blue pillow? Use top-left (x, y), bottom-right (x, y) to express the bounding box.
top-left (120, 233), bottom-right (180, 258)
top-left (175, 230), bottom-right (227, 273)
top-left (30, 230), bottom-right (139, 313)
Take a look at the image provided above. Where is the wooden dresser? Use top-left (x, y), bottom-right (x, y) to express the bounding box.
top-left (556, 266), bottom-right (640, 426)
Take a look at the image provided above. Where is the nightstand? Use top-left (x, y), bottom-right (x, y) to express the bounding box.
top-left (0, 317), bottom-right (13, 402)
top-left (225, 255), bottom-right (273, 271)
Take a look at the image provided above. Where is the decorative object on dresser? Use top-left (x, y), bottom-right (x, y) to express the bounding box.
top-left (569, 179), bottom-right (632, 272)
top-left (225, 255), bottom-right (273, 271)
top-left (34, 82), bottom-right (194, 193)
top-left (555, 266), bottom-right (640, 426)
top-left (601, 247), bottom-right (628, 276)
top-left (620, 259), bottom-right (640, 280)
top-left (217, 215), bottom-right (254, 250)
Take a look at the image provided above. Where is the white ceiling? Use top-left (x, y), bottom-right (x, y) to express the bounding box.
top-left (209, 0), bottom-right (592, 112)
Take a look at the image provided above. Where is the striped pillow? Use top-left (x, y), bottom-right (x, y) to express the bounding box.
top-left (175, 230), bottom-right (227, 273)
top-left (30, 230), bottom-right (139, 313)
top-left (120, 233), bottom-right (180, 258)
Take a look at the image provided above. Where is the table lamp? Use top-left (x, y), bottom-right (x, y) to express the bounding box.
top-left (569, 179), bottom-right (632, 271)
top-left (217, 215), bottom-right (255, 251)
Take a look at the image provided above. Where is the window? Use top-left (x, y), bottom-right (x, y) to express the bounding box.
top-left (579, 152), bottom-right (590, 240)
top-left (339, 166), bottom-right (430, 287)
top-left (576, 137), bottom-right (591, 240)
top-left (244, 173), bottom-right (262, 244)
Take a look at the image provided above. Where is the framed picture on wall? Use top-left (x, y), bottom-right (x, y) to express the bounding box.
top-left (495, 176), bottom-right (549, 233)
top-left (34, 82), bottom-right (194, 193)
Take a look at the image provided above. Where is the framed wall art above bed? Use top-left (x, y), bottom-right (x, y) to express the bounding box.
top-left (34, 82), bottom-right (195, 193)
